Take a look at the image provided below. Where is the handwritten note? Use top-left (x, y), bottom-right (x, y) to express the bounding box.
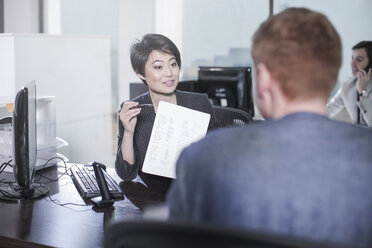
top-left (142, 101), bottom-right (210, 178)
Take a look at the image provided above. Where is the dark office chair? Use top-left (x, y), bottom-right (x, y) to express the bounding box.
top-left (104, 219), bottom-right (344, 248)
top-left (213, 105), bottom-right (253, 127)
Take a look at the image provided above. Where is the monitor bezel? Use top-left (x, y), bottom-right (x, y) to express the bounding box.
top-left (12, 80), bottom-right (37, 190)
top-left (198, 66), bottom-right (254, 116)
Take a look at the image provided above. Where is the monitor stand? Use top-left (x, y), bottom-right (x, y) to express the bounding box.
top-left (0, 183), bottom-right (49, 202)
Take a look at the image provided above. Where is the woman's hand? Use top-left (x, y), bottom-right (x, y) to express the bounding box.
top-left (357, 68), bottom-right (372, 93)
top-left (119, 101), bottom-right (141, 135)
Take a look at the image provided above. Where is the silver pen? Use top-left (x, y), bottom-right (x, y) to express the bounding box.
top-left (129, 103), bottom-right (153, 110)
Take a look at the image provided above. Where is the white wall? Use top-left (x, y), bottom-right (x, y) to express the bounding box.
top-left (43, 0), bottom-right (62, 34)
top-left (0, 36), bottom-right (15, 95)
top-left (0, 34), bottom-right (114, 166)
top-left (182, 0), bottom-right (268, 69)
top-left (3, 0), bottom-right (39, 33)
top-left (59, 0), bottom-right (119, 112)
top-left (118, 0), bottom-right (155, 103)
top-left (155, 0), bottom-right (183, 60)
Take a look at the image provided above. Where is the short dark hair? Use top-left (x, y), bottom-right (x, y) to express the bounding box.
top-left (352, 41), bottom-right (372, 65)
top-left (252, 8), bottom-right (342, 101)
top-left (130, 34), bottom-right (181, 85)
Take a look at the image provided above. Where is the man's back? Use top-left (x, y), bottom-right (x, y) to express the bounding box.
top-left (167, 113), bottom-right (372, 247)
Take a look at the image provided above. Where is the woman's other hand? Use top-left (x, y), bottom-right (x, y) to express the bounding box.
top-left (120, 101), bottom-right (141, 135)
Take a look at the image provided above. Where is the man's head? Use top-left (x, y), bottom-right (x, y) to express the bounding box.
top-left (252, 8), bottom-right (342, 118)
top-left (352, 41), bottom-right (372, 65)
top-left (351, 41), bottom-right (372, 76)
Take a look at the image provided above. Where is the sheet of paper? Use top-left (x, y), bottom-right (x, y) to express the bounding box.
top-left (142, 101), bottom-right (210, 179)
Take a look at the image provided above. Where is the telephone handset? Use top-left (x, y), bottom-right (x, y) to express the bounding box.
top-left (90, 162), bottom-right (114, 208)
top-left (363, 62), bottom-right (372, 73)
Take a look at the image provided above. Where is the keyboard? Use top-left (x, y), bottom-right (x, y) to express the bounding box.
top-left (70, 164), bottom-right (124, 200)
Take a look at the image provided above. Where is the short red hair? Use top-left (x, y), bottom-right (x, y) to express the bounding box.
top-left (252, 8), bottom-right (342, 101)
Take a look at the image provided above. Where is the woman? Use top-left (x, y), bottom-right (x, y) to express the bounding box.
top-left (327, 41), bottom-right (372, 127)
top-left (115, 34), bottom-right (219, 196)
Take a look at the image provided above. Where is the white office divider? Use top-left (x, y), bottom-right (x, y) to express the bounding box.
top-left (0, 34), bottom-right (114, 166)
top-left (0, 96), bottom-right (68, 169)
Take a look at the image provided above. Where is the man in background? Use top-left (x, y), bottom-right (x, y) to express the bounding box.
top-left (327, 41), bottom-right (372, 127)
top-left (167, 7), bottom-right (372, 247)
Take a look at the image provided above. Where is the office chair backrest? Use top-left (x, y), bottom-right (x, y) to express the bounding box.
top-left (213, 105), bottom-right (253, 127)
top-left (104, 219), bottom-right (345, 248)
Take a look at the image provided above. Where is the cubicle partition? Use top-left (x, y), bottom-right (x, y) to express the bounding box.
top-left (0, 34), bottom-right (114, 166)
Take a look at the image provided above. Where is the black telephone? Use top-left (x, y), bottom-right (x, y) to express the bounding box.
top-left (90, 162), bottom-right (114, 208)
top-left (364, 62), bottom-right (372, 73)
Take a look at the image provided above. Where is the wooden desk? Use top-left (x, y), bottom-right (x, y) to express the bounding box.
top-left (0, 164), bottom-right (156, 248)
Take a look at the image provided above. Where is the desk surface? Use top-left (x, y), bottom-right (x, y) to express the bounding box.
top-left (0, 164), bottom-right (163, 248)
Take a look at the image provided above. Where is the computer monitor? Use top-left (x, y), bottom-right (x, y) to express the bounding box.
top-left (198, 67), bottom-right (254, 117)
top-left (0, 81), bottom-right (48, 201)
top-left (13, 81), bottom-right (37, 191)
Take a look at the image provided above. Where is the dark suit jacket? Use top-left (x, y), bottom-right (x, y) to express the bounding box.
top-left (115, 90), bottom-right (219, 194)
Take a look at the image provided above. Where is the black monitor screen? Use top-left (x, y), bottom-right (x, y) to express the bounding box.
top-left (0, 81), bottom-right (48, 201)
top-left (198, 67), bottom-right (254, 117)
top-left (12, 81), bottom-right (37, 190)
